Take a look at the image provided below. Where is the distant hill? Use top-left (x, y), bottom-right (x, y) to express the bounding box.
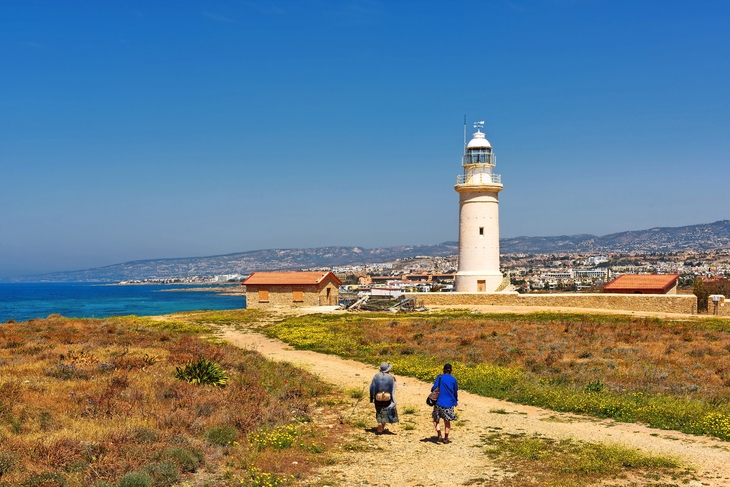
top-left (13, 243), bottom-right (459, 282)
top-left (11, 220), bottom-right (730, 282)
top-left (501, 220), bottom-right (730, 254)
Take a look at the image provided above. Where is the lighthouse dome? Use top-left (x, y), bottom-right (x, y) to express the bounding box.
top-left (466, 131), bottom-right (491, 150)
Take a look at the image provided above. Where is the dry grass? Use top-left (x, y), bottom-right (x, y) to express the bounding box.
top-left (270, 311), bottom-right (730, 402)
top-left (264, 311), bottom-right (730, 439)
top-left (0, 314), bottom-right (350, 487)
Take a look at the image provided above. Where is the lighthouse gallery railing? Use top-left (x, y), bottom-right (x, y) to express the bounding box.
top-left (456, 173), bottom-right (501, 185)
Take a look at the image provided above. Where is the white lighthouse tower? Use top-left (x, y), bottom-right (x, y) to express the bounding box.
top-left (454, 121), bottom-right (504, 293)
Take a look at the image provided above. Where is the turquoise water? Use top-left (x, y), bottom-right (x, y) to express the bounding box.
top-left (0, 282), bottom-right (246, 322)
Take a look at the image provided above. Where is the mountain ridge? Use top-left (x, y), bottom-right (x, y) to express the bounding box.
top-left (9, 220), bottom-right (730, 282)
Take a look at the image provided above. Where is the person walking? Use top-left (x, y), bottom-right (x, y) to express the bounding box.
top-left (369, 362), bottom-right (399, 434)
top-left (431, 363), bottom-right (458, 443)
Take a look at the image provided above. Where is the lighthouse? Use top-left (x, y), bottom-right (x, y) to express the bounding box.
top-left (454, 121), bottom-right (504, 293)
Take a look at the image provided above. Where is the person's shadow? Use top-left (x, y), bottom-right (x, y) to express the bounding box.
top-left (367, 427), bottom-right (395, 435)
top-left (419, 435), bottom-right (440, 444)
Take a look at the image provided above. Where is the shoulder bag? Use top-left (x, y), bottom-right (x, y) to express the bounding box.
top-left (426, 375), bottom-right (442, 406)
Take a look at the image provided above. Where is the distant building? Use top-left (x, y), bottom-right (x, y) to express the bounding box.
top-left (586, 256), bottom-right (609, 266)
top-left (603, 274), bottom-right (680, 294)
top-left (242, 271), bottom-right (342, 308)
top-left (574, 269), bottom-right (609, 279)
top-left (543, 271), bottom-right (573, 280)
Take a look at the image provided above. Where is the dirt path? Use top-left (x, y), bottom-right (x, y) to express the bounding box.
top-left (219, 325), bottom-right (730, 487)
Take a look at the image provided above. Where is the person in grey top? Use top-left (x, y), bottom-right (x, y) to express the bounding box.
top-left (369, 362), bottom-right (399, 434)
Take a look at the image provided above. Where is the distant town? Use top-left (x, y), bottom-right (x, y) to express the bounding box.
top-left (120, 248), bottom-right (730, 296)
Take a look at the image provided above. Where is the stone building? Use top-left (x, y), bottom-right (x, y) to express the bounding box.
top-left (603, 274), bottom-right (680, 294)
top-left (242, 271), bottom-right (342, 308)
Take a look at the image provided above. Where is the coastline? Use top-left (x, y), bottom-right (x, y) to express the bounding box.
top-left (158, 285), bottom-right (245, 296)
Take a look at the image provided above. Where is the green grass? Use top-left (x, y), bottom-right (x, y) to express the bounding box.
top-left (111, 315), bottom-right (210, 334)
top-left (480, 433), bottom-right (692, 486)
top-left (186, 309), bottom-right (267, 328)
top-left (345, 387), bottom-right (365, 399)
top-left (402, 405), bottom-right (417, 415)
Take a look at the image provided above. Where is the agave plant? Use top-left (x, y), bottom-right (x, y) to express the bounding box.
top-left (174, 357), bottom-right (229, 387)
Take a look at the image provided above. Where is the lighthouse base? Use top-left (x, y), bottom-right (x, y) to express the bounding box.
top-left (454, 272), bottom-right (504, 293)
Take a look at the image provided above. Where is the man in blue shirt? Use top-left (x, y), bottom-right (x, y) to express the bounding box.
top-left (431, 363), bottom-right (458, 443)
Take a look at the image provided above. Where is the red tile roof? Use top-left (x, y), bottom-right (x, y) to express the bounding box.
top-left (604, 274), bottom-right (680, 292)
top-left (243, 271), bottom-right (342, 286)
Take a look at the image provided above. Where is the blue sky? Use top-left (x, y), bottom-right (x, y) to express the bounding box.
top-left (1, 1), bottom-right (729, 277)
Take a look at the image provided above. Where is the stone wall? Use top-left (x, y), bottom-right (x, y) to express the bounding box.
top-left (246, 283), bottom-right (338, 309)
top-left (709, 295), bottom-right (730, 316)
top-left (404, 292), bottom-right (698, 314)
top-left (716, 304), bottom-right (730, 316)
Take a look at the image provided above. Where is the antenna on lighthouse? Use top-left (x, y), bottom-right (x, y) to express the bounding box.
top-left (463, 115), bottom-right (467, 153)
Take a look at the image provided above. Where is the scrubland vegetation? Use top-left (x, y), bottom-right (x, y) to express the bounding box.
top-left (3, 308), bottom-right (722, 486)
top-left (264, 311), bottom-right (730, 441)
top-left (0, 313), bottom-right (347, 487)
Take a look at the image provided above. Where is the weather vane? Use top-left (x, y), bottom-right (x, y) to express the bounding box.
top-left (474, 121), bottom-right (484, 132)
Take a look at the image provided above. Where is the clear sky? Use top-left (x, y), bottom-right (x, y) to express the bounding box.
top-left (2, 1), bottom-right (729, 278)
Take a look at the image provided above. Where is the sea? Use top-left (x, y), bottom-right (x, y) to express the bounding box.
top-left (0, 282), bottom-right (246, 323)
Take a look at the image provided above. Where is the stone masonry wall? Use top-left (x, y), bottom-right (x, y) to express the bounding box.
top-left (710, 295), bottom-right (730, 316)
top-left (404, 292), bottom-right (698, 314)
top-left (246, 283), bottom-right (338, 309)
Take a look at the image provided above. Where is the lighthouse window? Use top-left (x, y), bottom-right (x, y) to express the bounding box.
top-left (479, 227), bottom-right (484, 236)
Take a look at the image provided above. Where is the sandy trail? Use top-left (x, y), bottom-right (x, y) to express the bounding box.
top-left (219, 323), bottom-right (730, 487)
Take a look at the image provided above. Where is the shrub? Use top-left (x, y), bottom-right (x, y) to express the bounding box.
top-left (117, 471), bottom-right (152, 487)
top-left (0, 452), bottom-right (17, 476)
top-left (130, 427), bottom-right (159, 444)
top-left (346, 387), bottom-right (364, 399)
top-left (82, 442), bottom-right (105, 463)
top-left (45, 363), bottom-right (90, 381)
top-left (204, 425), bottom-right (238, 446)
top-left (174, 358), bottom-right (228, 386)
top-left (39, 411), bottom-right (53, 431)
top-left (161, 447), bottom-right (203, 472)
top-left (144, 461), bottom-right (179, 487)
top-left (584, 380), bottom-right (605, 393)
top-left (22, 472), bottom-right (67, 487)
top-left (63, 460), bottom-right (88, 473)
top-left (166, 435), bottom-right (190, 446)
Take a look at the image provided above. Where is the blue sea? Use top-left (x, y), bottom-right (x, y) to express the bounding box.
top-left (0, 282), bottom-right (246, 323)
